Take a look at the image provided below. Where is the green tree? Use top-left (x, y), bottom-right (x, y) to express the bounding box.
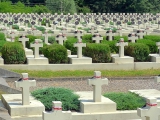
top-left (45, 0), bottom-right (77, 14)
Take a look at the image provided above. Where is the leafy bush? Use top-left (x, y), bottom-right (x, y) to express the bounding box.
top-left (0, 32), bottom-right (6, 41)
top-left (12, 25), bottom-right (19, 29)
top-left (2, 42), bottom-right (26, 64)
top-left (82, 34), bottom-right (93, 43)
top-left (35, 26), bottom-right (46, 33)
top-left (125, 43), bottom-right (150, 62)
top-left (101, 40), bottom-right (119, 53)
top-left (43, 44), bottom-right (68, 64)
top-left (31, 87), bottom-right (80, 111)
top-left (64, 37), bottom-right (77, 54)
top-left (137, 39), bottom-right (158, 53)
top-left (144, 35), bottom-right (160, 42)
top-left (83, 43), bottom-right (111, 63)
top-left (0, 41), bottom-right (7, 52)
top-left (104, 92), bottom-right (145, 110)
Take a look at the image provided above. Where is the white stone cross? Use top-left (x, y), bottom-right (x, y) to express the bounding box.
top-left (19, 34), bottom-right (29, 49)
top-left (90, 27), bottom-right (97, 35)
top-left (128, 33), bottom-right (138, 43)
top-left (74, 41), bottom-right (86, 58)
top-left (30, 39), bottom-right (43, 58)
top-left (116, 38), bottom-right (128, 57)
top-left (137, 30), bottom-right (145, 39)
top-left (145, 28), bottom-right (151, 35)
top-left (74, 30), bottom-right (83, 41)
top-left (9, 31), bottom-right (16, 42)
top-left (137, 97), bottom-right (160, 120)
top-left (117, 28), bottom-right (123, 36)
top-left (156, 42), bottom-right (160, 56)
top-left (106, 30), bottom-right (114, 41)
top-left (42, 31), bottom-right (51, 44)
top-left (43, 101), bottom-right (72, 120)
top-left (15, 73), bottom-right (36, 105)
top-left (56, 33), bottom-right (67, 45)
top-left (92, 33), bottom-right (103, 43)
top-left (88, 71), bottom-right (108, 102)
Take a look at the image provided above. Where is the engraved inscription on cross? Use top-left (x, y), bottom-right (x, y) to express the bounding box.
top-left (116, 38), bottom-right (128, 57)
top-left (43, 101), bottom-right (72, 120)
top-left (19, 33), bottom-right (29, 49)
top-left (15, 73), bottom-right (36, 105)
top-left (137, 97), bottom-right (160, 120)
top-left (156, 42), bottom-right (160, 56)
top-left (30, 39), bottom-right (43, 58)
top-left (88, 71), bottom-right (108, 102)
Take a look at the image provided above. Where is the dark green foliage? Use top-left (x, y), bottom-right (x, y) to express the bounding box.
top-left (137, 39), bottom-right (158, 53)
top-left (0, 32), bottom-right (6, 41)
top-left (105, 27), bottom-right (117, 33)
top-left (83, 43), bottom-right (111, 63)
top-left (103, 92), bottom-right (146, 110)
top-left (64, 37), bottom-right (78, 54)
top-left (113, 36), bottom-right (128, 42)
top-left (31, 87), bottom-right (80, 111)
top-left (41, 36), bottom-right (56, 44)
top-left (43, 44), bottom-right (68, 64)
top-left (144, 35), bottom-right (160, 42)
top-left (2, 42), bottom-right (26, 64)
top-left (12, 25), bottom-right (19, 29)
top-left (101, 40), bottom-right (119, 53)
top-left (125, 43), bottom-right (150, 62)
top-left (127, 22), bottom-right (132, 25)
top-left (35, 26), bottom-right (46, 33)
top-left (82, 34), bottom-right (93, 43)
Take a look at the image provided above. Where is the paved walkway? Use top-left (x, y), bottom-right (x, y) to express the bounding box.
top-left (5, 76), bottom-right (160, 93)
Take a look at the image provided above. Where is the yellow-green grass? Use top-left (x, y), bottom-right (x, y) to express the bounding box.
top-left (12, 69), bottom-right (160, 78)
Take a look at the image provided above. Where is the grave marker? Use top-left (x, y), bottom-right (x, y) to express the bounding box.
top-left (30, 39), bottom-right (43, 58)
top-left (42, 31), bottom-right (51, 44)
top-left (137, 30), bottom-right (145, 39)
top-left (156, 42), bottom-right (160, 56)
top-left (137, 97), bottom-right (160, 120)
top-left (19, 33), bottom-right (29, 49)
top-left (128, 33), bottom-right (138, 43)
top-left (15, 73), bottom-right (36, 105)
top-left (92, 33), bottom-right (103, 43)
top-left (74, 40), bottom-right (86, 58)
top-left (43, 101), bottom-right (71, 120)
top-left (88, 71), bottom-right (108, 102)
top-left (106, 30), bottom-right (114, 41)
top-left (56, 33), bottom-right (66, 45)
top-left (116, 38), bottom-right (128, 57)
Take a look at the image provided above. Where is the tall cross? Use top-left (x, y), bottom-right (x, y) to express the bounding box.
top-left (15, 73), bottom-right (36, 105)
top-left (42, 31), bottom-right (51, 44)
top-left (106, 30), bottom-right (114, 41)
top-left (30, 39), bottom-right (43, 58)
top-left (87, 71), bottom-right (108, 102)
top-left (137, 30), bottom-right (145, 39)
top-left (74, 42), bottom-right (86, 58)
top-left (145, 28), bottom-right (151, 35)
top-left (42, 101), bottom-right (72, 120)
top-left (90, 28), bottom-right (97, 35)
top-left (92, 33), bottom-right (103, 43)
top-left (19, 34), bottom-right (29, 49)
top-left (137, 97), bottom-right (160, 120)
top-left (116, 38), bottom-right (128, 57)
top-left (9, 31), bottom-right (16, 42)
top-left (56, 33), bottom-right (67, 45)
top-left (128, 33), bottom-right (138, 43)
top-left (156, 42), bottom-right (160, 56)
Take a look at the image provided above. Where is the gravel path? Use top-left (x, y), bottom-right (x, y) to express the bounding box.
top-left (5, 77), bottom-right (160, 93)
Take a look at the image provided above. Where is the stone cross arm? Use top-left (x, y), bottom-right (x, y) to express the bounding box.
top-left (15, 80), bottom-right (36, 88)
top-left (74, 43), bottom-right (86, 47)
top-left (30, 43), bottom-right (43, 48)
top-left (88, 78), bottom-right (108, 86)
top-left (116, 42), bottom-right (128, 47)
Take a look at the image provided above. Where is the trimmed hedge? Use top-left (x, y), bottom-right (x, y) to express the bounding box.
top-left (101, 40), bottom-right (119, 53)
top-left (83, 43), bottom-right (111, 63)
top-left (125, 43), bottom-right (150, 62)
top-left (64, 37), bottom-right (77, 54)
top-left (144, 35), bottom-right (160, 42)
top-left (43, 44), bottom-right (68, 64)
top-left (0, 32), bottom-right (7, 52)
top-left (137, 39), bottom-right (158, 53)
top-left (82, 34), bottom-right (92, 43)
top-left (2, 42), bottom-right (26, 64)
top-left (31, 87), bottom-right (80, 111)
top-left (104, 92), bottom-right (145, 110)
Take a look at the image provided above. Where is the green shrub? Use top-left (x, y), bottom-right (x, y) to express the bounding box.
top-left (144, 35), bottom-right (160, 42)
top-left (105, 27), bottom-right (117, 33)
top-left (0, 32), bottom-right (6, 41)
top-left (35, 26), bottom-right (46, 32)
top-left (125, 43), bottom-right (150, 62)
top-left (2, 42), bottom-right (26, 64)
top-left (12, 25), bottom-right (19, 29)
top-left (83, 43), bottom-right (111, 63)
top-left (64, 37), bottom-right (77, 54)
top-left (127, 22), bottom-right (132, 25)
top-left (0, 41), bottom-right (7, 52)
top-left (113, 36), bottom-right (128, 42)
top-left (101, 40), bottom-right (119, 53)
top-left (31, 87), bottom-right (80, 111)
top-left (82, 34), bottom-right (93, 43)
top-left (137, 39), bottom-right (158, 53)
top-left (43, 44), bottom-right (68, 64)
top-left (104, 92), bottom-right (145, 110)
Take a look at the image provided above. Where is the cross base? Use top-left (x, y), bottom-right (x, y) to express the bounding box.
top-left (68, 55), bottom-right (92, 64)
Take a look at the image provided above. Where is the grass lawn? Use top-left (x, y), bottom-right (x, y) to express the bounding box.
top-left (12, 69), bottom-right (160, 78)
